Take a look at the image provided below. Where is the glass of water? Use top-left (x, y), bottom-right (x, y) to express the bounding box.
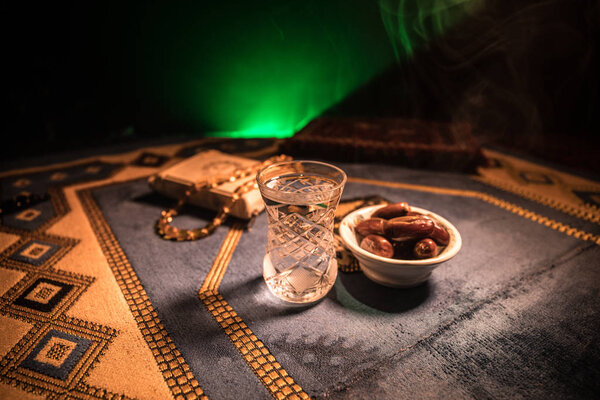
top-left (256, 160), bottom-right (346, 304)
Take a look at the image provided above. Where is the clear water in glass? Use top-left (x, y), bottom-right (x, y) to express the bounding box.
top-left (261, 171), bottom-right (343, 303)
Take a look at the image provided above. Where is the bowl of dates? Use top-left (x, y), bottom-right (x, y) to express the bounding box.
top-left (339, 202), bottom-right (461, 287)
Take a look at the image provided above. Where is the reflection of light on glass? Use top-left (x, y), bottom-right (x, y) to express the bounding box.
top-left (257, 161), bottom-right (346, 304)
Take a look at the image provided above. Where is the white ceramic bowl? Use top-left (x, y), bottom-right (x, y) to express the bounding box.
top-left (339, 204), bottom-right (462, 288)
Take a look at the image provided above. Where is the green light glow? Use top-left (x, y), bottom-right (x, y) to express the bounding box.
top-left (120, 1), bottom-right (480, 138)
top-left (136, 2), bottom-right (396, 138)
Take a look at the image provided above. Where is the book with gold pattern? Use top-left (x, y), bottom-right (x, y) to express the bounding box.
top-left (148, 150), bottom-right (264, 220)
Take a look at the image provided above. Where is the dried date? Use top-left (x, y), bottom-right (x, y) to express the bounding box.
top-left (413, 238), bottom-right (439, 259)
top-left (360, 235), bottom-right (394, 258)
top-left (372, 202), bottom-right (410, 219)
top-left (353, 201), bottom-right (450, 260)
top-left (402, 212), bottom-right (449, 245)
top-left (355, 218), bottom-right (387, 236)
top-left (430, 223), bottom-right (450, 246)
top-left (384, 216), bottom-right (435, 242)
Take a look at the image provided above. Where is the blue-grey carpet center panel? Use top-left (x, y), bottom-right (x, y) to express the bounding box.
top-left (91, 164), bottom-right (600, 399)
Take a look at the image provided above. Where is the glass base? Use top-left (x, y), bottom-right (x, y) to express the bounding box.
top-left (263, 254), bottom-right (338, 304)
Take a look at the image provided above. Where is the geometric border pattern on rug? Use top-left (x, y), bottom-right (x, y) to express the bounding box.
top-left (0, 316), bottom-right (118, 399)
top-left (79, 179), bottom-right (310, 400)
top-left (572, 189), bottom-right (600, 209)
top-left (78, 173), bottom-right (600, 400)
top-left (476, 151), bottom-right (600, 225)
top-left (0, 182), bottom-right (120, 399)
top-left (1, 269), bottom-right (94, 324)
top-left (77, 185), bottom-right (208, 400)
top-left (198, 223), bottom-right (310, 400)
top-left (1, 233), bottom-right (79, 274)
top-left (0, 159), bottom-right (125, 236)
top-left (9, 240), bottom-right (62, 267)
top-left (0, 140), bottom-right (283, 399)
top-left (3, 142), bottom-right (594, 399)
top-left (475, 175), bottom-right (600, 226)
top-left (0, 187), bottom-right (70, 235)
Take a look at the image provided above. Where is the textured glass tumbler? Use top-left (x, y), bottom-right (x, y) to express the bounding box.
top-left (257, 161), bottom-right (346, 304)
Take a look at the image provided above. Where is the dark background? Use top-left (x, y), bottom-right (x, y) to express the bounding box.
top-left (3, 1), bottom-right (599, 175)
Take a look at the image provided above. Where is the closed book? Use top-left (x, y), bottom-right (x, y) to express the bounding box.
top-left (148, 150), bottom-right (264, 220)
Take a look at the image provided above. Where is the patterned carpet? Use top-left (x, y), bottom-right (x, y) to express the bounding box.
top-left (1, 139), bottom-right (599, 399)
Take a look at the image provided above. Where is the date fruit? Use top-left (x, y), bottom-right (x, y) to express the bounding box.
top-left (430, 223), bottom-right (450, 246)
top-left (355, 218), bottom-right (387, 236)
top-left (360, 235), bottom-right (394, 258)
top-left (352, 201), bottom-right (451, 260)
top-left (384, 216), bottom-right (435, 242)
top-left (413, 238), bottom-right (438, 259)
top-left (406, 213), bottom-right (449, 245)
top-left (372, 202), bottom-right (410, 219)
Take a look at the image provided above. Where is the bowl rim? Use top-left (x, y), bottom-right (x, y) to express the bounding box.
top-left (339, 204), bottom-right (462, 266)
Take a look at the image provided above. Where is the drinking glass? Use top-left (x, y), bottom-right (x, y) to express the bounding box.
top-left (256, 161), bottom-right (346, 304)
